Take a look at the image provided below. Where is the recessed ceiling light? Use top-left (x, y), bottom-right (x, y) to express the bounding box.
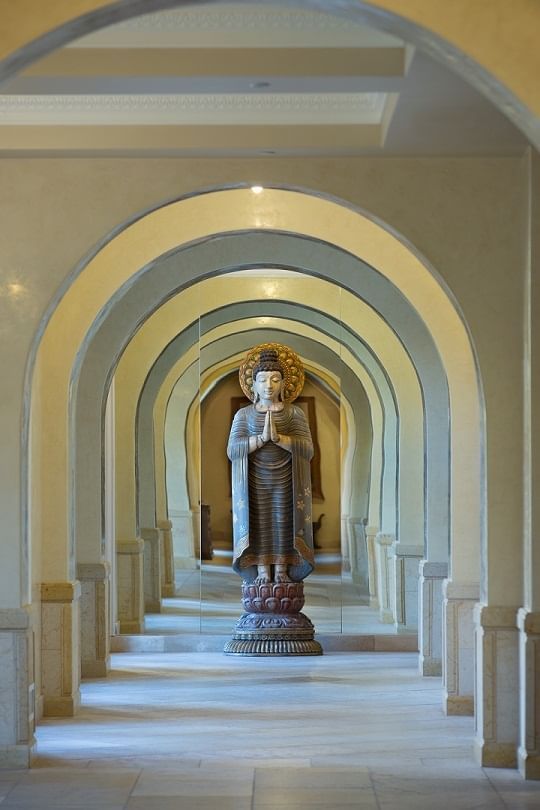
top-left (251, 185), bottom-right (264, 194)
top-left (249, 81), bottom-right (271, 89)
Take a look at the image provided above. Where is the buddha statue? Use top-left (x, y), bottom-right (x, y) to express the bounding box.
top-left (227, 345), bottom-right (315, 585)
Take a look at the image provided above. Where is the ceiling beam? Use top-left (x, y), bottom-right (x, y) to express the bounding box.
top-left (19, 46), bottom-right (408, 78)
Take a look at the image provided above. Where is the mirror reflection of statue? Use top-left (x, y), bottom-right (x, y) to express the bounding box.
top-left (227, 345), bottom-right (315, 585)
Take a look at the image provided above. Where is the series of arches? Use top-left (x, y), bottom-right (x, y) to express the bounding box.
top-left (0, 0), bottom-right (537, 779)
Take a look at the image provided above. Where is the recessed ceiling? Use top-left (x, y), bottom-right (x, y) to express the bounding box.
top-left (0, 3), bottom-right (528, 157)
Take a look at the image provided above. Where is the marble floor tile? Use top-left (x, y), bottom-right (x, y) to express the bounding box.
top-left (18, 651), bottom-right (538, 810)
top-left (255, 766), bottom-right (372, 789)
top-left (126, 799), bottom-right (252, 810)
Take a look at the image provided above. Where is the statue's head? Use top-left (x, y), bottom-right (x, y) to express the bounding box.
top-left (252, 349), bottom-right (284, 402)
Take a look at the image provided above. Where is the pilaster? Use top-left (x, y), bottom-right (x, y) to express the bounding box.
top-left (141, 528), bottom-right (162, 613)
top-left (418, 560), bottom-right (448, 676)
top-left (77, 562), bottom-right (110, 678)
top-left (117, 538), bottom-right (144, 634)
top-left (474, 604), bottom-right (520, 768)
top-left (0, 608), bottom-right (35, 768)
top-left (442, 580), bottom-right (478, 715)
top-left (375, 533), bottom-right (395, 623)
top-left (41, 582), bottom-right (81, 717)
top-left (391, 543), bottom-right (423, 633)
top-left (365, 526), bottom-right (379, 608)
top-left (157, 519), bottom-right (175, 597)
top-left (517, 609), bottom-right (540, 778)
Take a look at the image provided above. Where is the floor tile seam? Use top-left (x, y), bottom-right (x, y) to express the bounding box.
top-left (125, 766), bottom-right (144, 803)
top-left (482, 768), bottom-right (514, 809)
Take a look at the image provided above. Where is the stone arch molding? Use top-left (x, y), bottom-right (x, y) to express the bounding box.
top-left (29, 186), bottom-right (482, 601)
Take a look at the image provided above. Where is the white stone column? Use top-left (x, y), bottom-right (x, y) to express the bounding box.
top-left (0, 608), bottom-right (35, 767)
top-left (141, 528), bottom-right (162, 613)
top-left (158, 519), bottom-right (176, 597)
top-left (116, 539), bottom-right (144, 633)
top-left (41, 582), bottom-right (81, 717)
top-left (375, 533), bottom-right (395, 624)
top-left (418, 561), bottom-right (448, 676)
top-left (474, 605), bottom-right (520, 768)
top-left (442, 580), bottom-right (478, 715)
top-left (77, 562), bottom-right (110, 678)
top-left (392, 543), bottom-right (423, 633)
top-left (365, 525), bottom-right (379, 608)
top-left (517, 610), bottom-right (540, 778)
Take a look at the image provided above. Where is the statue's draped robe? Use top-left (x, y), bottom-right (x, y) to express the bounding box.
top-left (227, 403), bottom-right (315, 582)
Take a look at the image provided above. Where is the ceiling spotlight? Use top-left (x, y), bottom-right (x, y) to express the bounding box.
top-left (251, 185), bottom-right (264, 194)
top-left (249, 81), bottom-right (271, 89)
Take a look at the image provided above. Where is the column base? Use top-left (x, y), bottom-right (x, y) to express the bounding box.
top-left (141, 528), bottom-right (162, 614)
top-left (41, 582), bottom-right (81, 718)
top-left (442, 580), bottom-right (478, 716)
top-left (517, 609), bottom-right (540, 780)
top-left (474, 604), bottom-right (519, 768)
top-left (78, 562), bottom-right (110, 680)
top-left (174, 555), bottom-right (198, 570)
top-left (392, 543), bottom-right (423, 632)
top-left (518, 747), bottom-right (540, 780)
top-left (119, 619), bottom-right (145, 634)
top-left (419, 560), bottom-right (447, 677)
top-left (0, 607), bottom-right (35, 770)
top-left (474, 739), bottom-right (517, 769)
top-left (117, 539), bottom-right (145, 635)
top-left (0, 742), bottom-right (35, 769)
top-left (43, 695), bottom-right (80, 718)
top-left (444, 694), bottom-right (474, 716)
top-left (157, 519), bottom-right (176, 597)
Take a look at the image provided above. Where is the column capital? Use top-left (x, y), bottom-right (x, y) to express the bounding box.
top-left (474, 604), bottom-right (520, 628)
top-left (157, 519), bottom-right (173, 531)
top-left (419, 560), bottom-right (448, 578)
top-left (77, 561), bottom-right (110, 581)
top-left (41, 581), bottom-right (81, 602)
top-left (517, 608), bottom-right (540, 634)
top-left (117, 538), bottom-right (144, 554)
top-left (443, 580), bottom-right (479, 601)
top-left (392, 543), bottom-right (424, 558)
top-left (375, 532), bottom-right (394, 547)
top-left (0, 607), bottom-right (31, 629)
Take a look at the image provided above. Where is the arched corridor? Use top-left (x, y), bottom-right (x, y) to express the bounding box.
top-left (0, 0), bottom-right (538, 791)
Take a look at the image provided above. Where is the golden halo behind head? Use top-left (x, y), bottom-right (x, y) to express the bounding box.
top-left (240, 342), bottom-right (305, 403)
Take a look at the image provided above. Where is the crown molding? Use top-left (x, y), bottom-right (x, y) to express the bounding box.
top-left (0, 92), bottom-right (387, 126)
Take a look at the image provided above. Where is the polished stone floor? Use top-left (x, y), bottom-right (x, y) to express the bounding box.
top-left (2, 651), bottom-right (539, 808)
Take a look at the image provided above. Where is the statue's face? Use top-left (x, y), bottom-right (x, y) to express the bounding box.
top-left (253, 370), bottom-right (283, 402)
